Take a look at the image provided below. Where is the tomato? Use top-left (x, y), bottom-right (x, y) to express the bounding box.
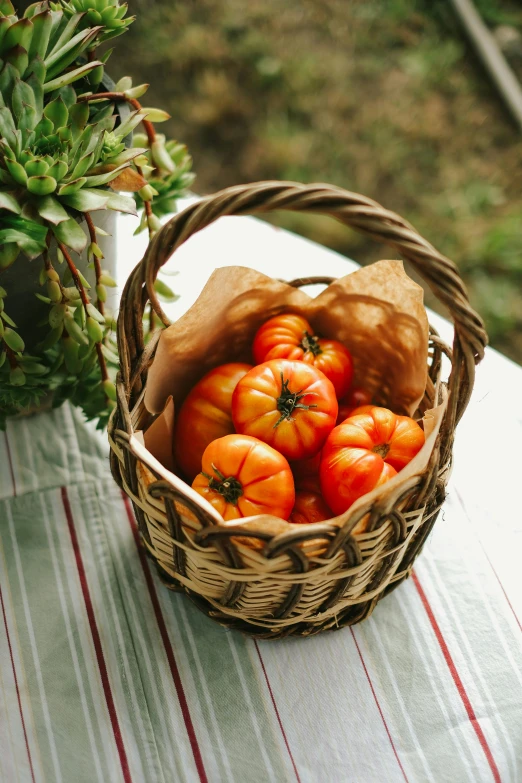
top-left (291, 452), bottom-right (322, 493)
top-left (192, 434), bottom-right (295, 521)
top-left (289, 491), bottom-right (332, 524)
top-left (174, 363), bottom-right (252, 481)
top-left (232, 359), bottom-right (338, 460)
top-left (337, 386), bottom-right (373, 424)
top-left (253, 313), bottom-right (353, 398)
top-left (320, 406), bottom-right (425, 515)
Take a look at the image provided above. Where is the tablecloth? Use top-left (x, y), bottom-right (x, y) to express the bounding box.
top-left (1, 213), bottom-right (521, 783)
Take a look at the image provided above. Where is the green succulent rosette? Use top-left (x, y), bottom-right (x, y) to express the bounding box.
top-left (0, 1), bottom-right (195, 428)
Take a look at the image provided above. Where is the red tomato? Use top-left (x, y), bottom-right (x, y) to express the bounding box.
top-left (253, 313), bottom-right (353, 398)
top-left (232, 359), bottom-right (338, 460)
top-left (289, 491), bottom-right (332, 524)
top-left (337, 386), bottom-right (373, 424)
top-left (320, 406), bottom-right (425, 515)
top-left (192, 434), bottom-right (295, 521)
top-left (174, 363), bottom-right (252, 481)
top-left (291, 452), bottom-right (322, 493)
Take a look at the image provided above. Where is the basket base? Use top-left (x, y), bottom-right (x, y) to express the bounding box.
top-left (145, 498), bottom-right (444, 640)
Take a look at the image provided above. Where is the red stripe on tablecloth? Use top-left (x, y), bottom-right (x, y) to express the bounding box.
top-left (0, 581), bottom-right (36, 783)
top-left (412, 571), bottom-right (501, 783)
top-left (455, 488), bottom-right (521, 634)
top-left (122, 495), bottom-right (208, 783)
top-left (253, 640), bottom-right (301, 783)
top-left (61, 488), bottom-right (132, 783)
top-left (350, 628), bottom-right (409, 783)
top-left (5, 432), bottom-right (16, 497)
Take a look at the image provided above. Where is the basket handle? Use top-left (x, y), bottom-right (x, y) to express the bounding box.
top-left (117, 181), bottom-right (487, 429)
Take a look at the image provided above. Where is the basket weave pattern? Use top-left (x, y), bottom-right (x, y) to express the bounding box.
top-left (109, 182), bottom-right (487, 639)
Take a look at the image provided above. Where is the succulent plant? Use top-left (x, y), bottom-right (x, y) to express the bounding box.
top-left (57, 0), bottom-right (134, 43)
top-left (0, 1), bottom-right (194, 428)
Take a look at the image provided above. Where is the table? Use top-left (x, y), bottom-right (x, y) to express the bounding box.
top-left (1, 209), bottom-right (521, 783)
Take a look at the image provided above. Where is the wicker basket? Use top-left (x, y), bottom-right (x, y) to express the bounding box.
top-left (109, 181), bottom-right (487, 639)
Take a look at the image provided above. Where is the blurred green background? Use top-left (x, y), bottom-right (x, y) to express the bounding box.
top-left (115, 0), bottom-right (522, 362)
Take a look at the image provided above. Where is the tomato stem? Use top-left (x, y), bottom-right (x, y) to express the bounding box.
top-left (301, 331), bottom-right (323, 356)
top-left (372, 443), bottom-right (390, 459)
top-left (203, 465), bottom-right (244, 505)
top-left (275, 372), bottom-right (318, 428)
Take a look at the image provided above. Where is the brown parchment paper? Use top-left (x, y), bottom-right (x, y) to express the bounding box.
top-left (133, 259), bottom-right (446, 541)
top-left (143, 396), bottom-right (175, 473)
top-left (145, 260), bottom-right (429, 416)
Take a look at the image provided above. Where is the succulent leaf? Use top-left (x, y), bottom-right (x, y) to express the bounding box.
top-left (108, 166), bottom-right (147, 192)
top-left (47, 11), bottom-right (81, 59)
top-left (105, 190), bottom-right (137, 215)
top-left (0, 191), bottom-right (21, 213)
top-left (3, 326), bottom-right (25, 352)
top-left (5, 44), bottom-right (29, 76)
top-left (5, 157), bottom-right (28, 185)
top-left (12, 78), bottom-right (36, 119)
top-left (43, 95), bottom-right (68, 127)
top-left (27, 11), bottom-right (53, 61)
top-left (141, 107), bottom-right (170, 123)
top-left (57, 177), bottom-right (87, 195)
top-left (25, 158), bottom-right (48, 175)
top-left (52, 216), bottom-right (87, 252)
top-left (0, 243), bottom-right (19, 268)
top-left (36, 194), bottom-right (69, 224)
top-left (1, 18), bottom-right (32, 56)
top-left (69, 100), bottom-right (88, 132)
top-left (47, 158), bottom-right (68, 180)
top-left (43, 59), bottom-right (103, 93)
top-left (60, 187), bottom-right (109, 211)
top-left (0, 1), bottom-right (15, 18)
top-left (27, 174), bottom-right (57, 194)
top-left (45, 25), bottom-right (101, 80)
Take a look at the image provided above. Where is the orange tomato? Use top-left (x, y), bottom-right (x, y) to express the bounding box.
top-left (289, 490), bottom-right (332, 524)
top-left (174, 363), bottom-right (252, 481)
top-left (232, 359), bottom-right (338, 460)
top-left (192, 434), bottom-right (295, 521)
top-left (337, 386), bottom-right (373, 424)
top-left (320, 406), bottom-right (425, 515)
top-left (253, 313), bottom-right (353, 398)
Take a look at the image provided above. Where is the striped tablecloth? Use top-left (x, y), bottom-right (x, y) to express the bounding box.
top-left (1, 213), bottom-right (521, 783)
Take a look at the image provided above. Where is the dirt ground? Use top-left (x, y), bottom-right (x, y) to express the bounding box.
top-left (115, 0), bottom-right (522, 362)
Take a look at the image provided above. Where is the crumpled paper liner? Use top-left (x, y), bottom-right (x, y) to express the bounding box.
top-left (143, 396), bottom-right (175, 473)
top-left (130, 260), bottom-right (446, 543)
top-left (145, 260), bottom-right (429, 416)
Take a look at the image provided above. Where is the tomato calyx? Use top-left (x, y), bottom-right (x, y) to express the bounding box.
top-left (203, 465), bottom-right (244, 505)
top-left (301, 331), bottom-right (323, 357)
top-left (275, 373), bottom-right (318, 428)
top-left (372, 443), bottom-right (390, 459)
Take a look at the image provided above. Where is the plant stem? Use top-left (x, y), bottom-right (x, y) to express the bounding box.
top-left (95, 342), bottom-right (109, 382)
top-left (56, 241), bottom-right (110, 389)
top-left (84, 212), bottom-right (104, 316)
top-left (127, 96), bottom-right (156, 147)
top-left (274, 372), bottom-right (318, 427)
top-left (56, 241), bottom-right (90, 311)
top-left (4, 345), bottom-right (17, 369)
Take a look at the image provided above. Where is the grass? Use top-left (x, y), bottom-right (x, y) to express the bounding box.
top-left (114, 0), bottom-right (522, 362)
